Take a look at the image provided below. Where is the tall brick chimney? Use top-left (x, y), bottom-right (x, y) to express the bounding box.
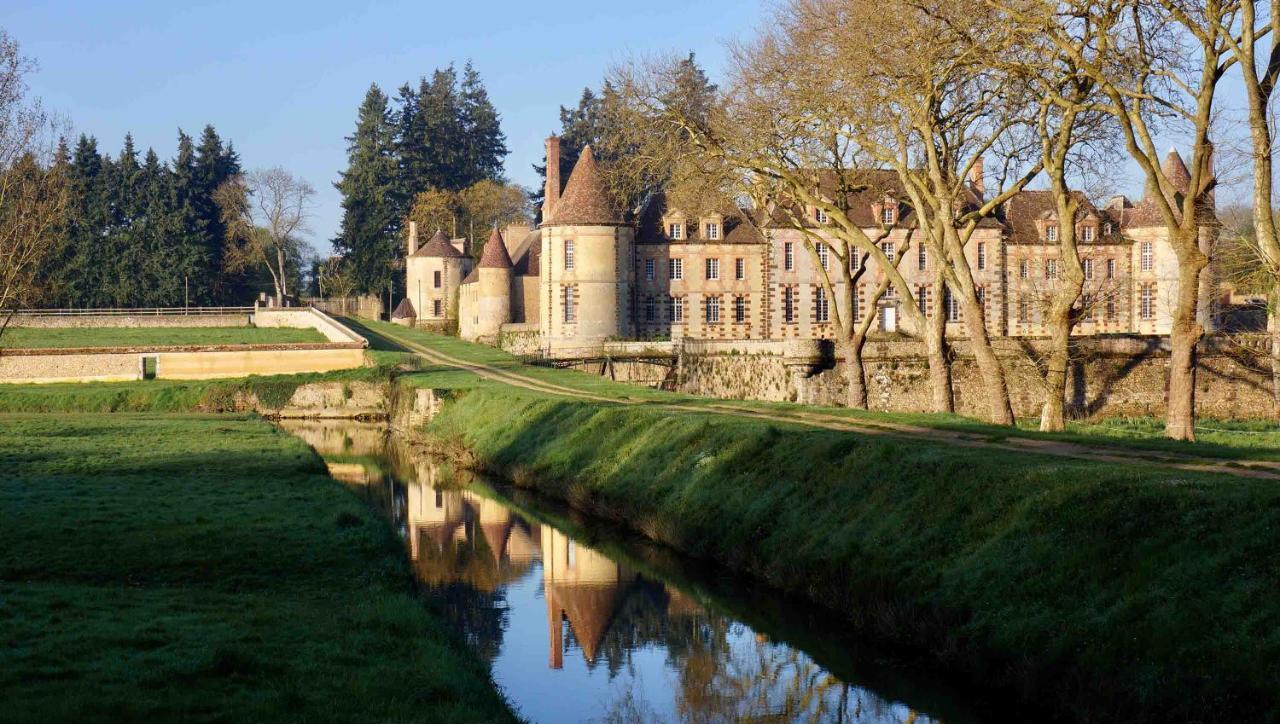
top-left (543, 135), bottom-right (561, 223)
top-left (970, 156), bottom-right (985, 198)
top-left (407, 221), bottom-right (418, 256)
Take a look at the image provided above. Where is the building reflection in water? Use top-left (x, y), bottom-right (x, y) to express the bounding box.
top-left (280, 420), bottom-right (948, 723)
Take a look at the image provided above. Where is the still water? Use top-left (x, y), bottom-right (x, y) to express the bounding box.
top-left (281, 420), bottom-right (998, 723)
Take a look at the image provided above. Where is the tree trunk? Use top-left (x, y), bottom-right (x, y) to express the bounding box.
top-left (924, 309), bottom-right (953, 413)
top-left (961, 295), bottom-right (1015, 425)
top-left (1040, 302), bottom-right (1072, 432)
top-left (1165, 253), bottom-right (1205, 441)
top-left (1270, 284), bottom-right (1280, 418)
top-left (843, 335), bottom-right (868, 409)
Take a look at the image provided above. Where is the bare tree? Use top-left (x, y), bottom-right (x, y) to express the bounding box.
top-left (1003, 0), bottom-right (1234, 440)
top-left (217, 167), bottom-right (316, 302)
top-left (0, 31), bottom-right (66, 341)
top-left (316, 256), bottom-right (357, 299)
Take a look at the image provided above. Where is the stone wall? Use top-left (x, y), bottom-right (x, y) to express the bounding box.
top-left (674, 335), bottom-right (1275, 420)
top-left (0, 351), bottom-right (141, 383)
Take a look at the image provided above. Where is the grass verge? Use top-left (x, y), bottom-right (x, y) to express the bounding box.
top-left (0, 326), bottom-right (326, 348)
top-left (423, 384), bottom-right (1280, 721)
top-left (0, 413), bottom-right (515, 722)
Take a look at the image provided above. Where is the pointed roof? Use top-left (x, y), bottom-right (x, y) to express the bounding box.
top-left (545, 146), bottom-right (624, 226)
top-left (1161, 148), bottom-right (1191, 193)
top-left (391, 297), bottom-right (417, 319)
top-left (413, 229), bottom-right (467, 258)
top-left (478, 228), bottom-right (513, 268)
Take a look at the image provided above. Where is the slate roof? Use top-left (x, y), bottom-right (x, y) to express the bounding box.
top-left (1002, 190), bottom-right (1126, 245)
top-left (391, 297), bottom-right (417, 319)
top-left (546, 146), bottom-right (624, 226)
top-left (635, 190), bottom-right (765, 245)
top-left (413, 229), bottom-right (468, 258)
top-left (478, 228), bottom-right (513, 269)
top-left (758, 169), bottom-right (1001, 231)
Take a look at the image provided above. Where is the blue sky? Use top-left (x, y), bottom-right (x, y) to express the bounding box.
top-left (3, 1), bottom-right (1253, 253)
top-left (2, 0), bottom-right (764, 250)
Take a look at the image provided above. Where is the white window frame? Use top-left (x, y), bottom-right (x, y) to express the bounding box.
top-left (918, 244), bottom-right (927, 271)
top-left (1046, 225), bottom-right (1058, 242)
top-left (817, 242), bottom-right (829, 270)
top-left (705, 295), bottom-right (721, 324)
top-left (783, 286), bottom-right (797, 323)
top-left (670, 295), bottom-right (685, 322)
top-left (880, 241), bottom-right (896, 264)
top-left (1019, 259), bottom-right (1028, 279)
top-left (1082, 226), bottom-right (1095, 243)
top-left (669, 222), bottom-right (683, 240)
top-left (644, 295), bottom-right (657, 322)
top-left (881, 206), bottom-right (895, 225)
top-left (1045, 259), bottom-right (1057, 280)
top-left (1140, 284), bottom-right (1155, 320)
top-left (783, 241), bottom-right (795, 271)
top-left (705, 222), bottom-right (719, 240)
top-left (1106, 258), bottom-right (1116, 280)
top-left (669, 258), bottom-right (684, 281)
top-left (733, 295), bottom-right (746, 323)
top-left (644, 258), bottom-right (655, 281)
top-left (735, 257), bottom-right (745, 280)
top-left (1140, 241), bottom-right (1153, 272)
top-left (564, 239), bottom-right (575, 270)
top-left (1084, 258), bottom-right (1094, 281)
top-left (814, 286), bottom-right (830, 323)
top-left (563, 285), bottom-right (577, 323)
top-left (705, 258), bottom-right (720, 281)
top-left (977, 242), bottom-right (987, 271)
top-left (815, 207), bottom-right (829, 224)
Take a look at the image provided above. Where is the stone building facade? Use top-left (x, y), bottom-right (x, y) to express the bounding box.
top-left (406, 135), bottom-right (1215, 355)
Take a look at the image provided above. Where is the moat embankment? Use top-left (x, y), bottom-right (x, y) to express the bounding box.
top-left (411, 383), bottom-right (1280, 722)
top-left (281, 418), bottom-right (1005, 722)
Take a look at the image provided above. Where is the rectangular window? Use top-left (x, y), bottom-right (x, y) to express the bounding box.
top-left (733, 295), bottom-right (747, 323)
top-left (669, 258), bottom-right (684, 280)
top-left (881, 206), bottom-right (895, 225)
top-left (1019, 259), bottom-right (1028, 279)
top-left (705, 222), bottom-right (719, 240)
top-left (1103, 222), bottom-right (1113, 235)
top-left (432, 299), bottom-right (442, 316)
top-left (814, 286), bottom-right (829, 323)
top-left (851, 252), bottom-right (861, 271)
top-left (1106, 258), bottom-right (1116, 280)
top-left (784, 241), bottom-right (795, 271)
top-left (918, 244), bottom-right (927, 271)
top-left (1018, 296), bottom-right (1029, 323)
top-left (705, 258), bottom-right (720, 280)
top-left (1046, 225), bottom-right (1058, 242)
top-left (1140, 283), bottom-right (1155, 320)
top-left (817, 242), bottom-right (829, 270)
top-left (1084, 258), bottom-right (1094, 281)
top-left (564, 240), bottom-right (575, 270)
top-left (669, 295), bottom-right (685, 322)
top-left (815, 208), bottom-right (829, 224)
top-left (880, 241), bottom-right (896, 264)
top-left (1106, 296), bottom-right (1117, 321)
top-left (783, 287), bottom-right (797, 323)
top-left (976, 286), bottom-right (987, 321)
top-left (944, 286), bottom-right (960, 322)
top-left (1140, 241), bottom-right (1153, 272)
top-left (669, 223), bottom-right (683, 239)
top-left (1045, 259), bottom-right (1057, 280)
top-left (1082, 226), bottom-right (1095, 243)
top-left (433, 270), bottom-right (442, 288)
top-left (735, 257), bottom-right (745, 280)
top-left (705, 295), bottom-right (721, 324)
top-left (644, 295), bottom-right (657, 322)
top-left (977, 242), bottom-right (987, 271)
top-left (644, 258), bottom-right (655, 280)
top-left (562, 285), bottom-right (576, 323)
top-left (1084, 295), bottom-right (1095, 321)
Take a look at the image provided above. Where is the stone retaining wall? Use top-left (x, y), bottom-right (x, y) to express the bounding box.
top-left (671, 334), bottom-right (1275, 420)
top-left (10, 313), bottom-right (250, 328)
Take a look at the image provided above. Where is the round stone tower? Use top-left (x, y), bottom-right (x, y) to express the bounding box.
top-left (406, 227), bottom-right (470, 329)
top-left (474, 227), bottom-right (513, 339)
top-left (539, 144), bottom-right (633, 351)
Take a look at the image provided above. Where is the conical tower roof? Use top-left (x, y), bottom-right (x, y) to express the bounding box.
top-left (414, 229), bottom-right (467, 258)
top-left (546, 146), bottom-right (624, 226)
top-left (1161, 148), bottom-right (1191, 193)
top-left (478, 228), bottom-right (513, 269)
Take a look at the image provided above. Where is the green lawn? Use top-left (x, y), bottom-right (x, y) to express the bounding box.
top-left (0, 413), bottom-right (515, 722)
top-left (354, 318), bottom-right (1280, 460)
top-left (0, 326), bottom-right (327, 349)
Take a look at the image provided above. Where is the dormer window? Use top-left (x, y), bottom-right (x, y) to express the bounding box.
top-left (1103, 222), bottom-right (1113, 236)
top-left (815, 208), bottom-right (830, 224)
top-left (669, 223), bottom-right (683, 240)
top-left (1081, 225), bottom-right (1095, 243)
top-left (881, 206), bottom-right (896, 225)
top-left (1045, 225), bottom-right (1058, 242)
top-left (705, 222), bottom-right (719, 240)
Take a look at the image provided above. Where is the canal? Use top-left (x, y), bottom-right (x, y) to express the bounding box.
top-left (280, 420), bottom-right (1005, 723)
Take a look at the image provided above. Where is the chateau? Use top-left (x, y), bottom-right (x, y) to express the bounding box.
top-left (400, 135), bottom-right (1215, 355)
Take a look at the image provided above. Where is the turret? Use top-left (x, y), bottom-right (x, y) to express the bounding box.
top-left (473, 227), bottom-right (513, 340)
top-left (538, 145), bottom-right (634, 350)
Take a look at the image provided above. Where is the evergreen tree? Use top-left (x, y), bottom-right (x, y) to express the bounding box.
top-left (169, 130), bottom-right (210, 304)
top-left (532, 87), bottom-right (603, 220)
top-left (334, 84), bottom-right (402, 296)
top-left (110, 134), bottom-right (144, 304)
top-left (194, 125), bottom-right (241, 303)
top-left (458, 61), bottom-right (507, 187)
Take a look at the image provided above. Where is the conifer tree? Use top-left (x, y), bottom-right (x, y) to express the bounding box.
top-left (334, 84), bottom-right (402, 295)
top-left (458, 61), bottom-right (507, 187)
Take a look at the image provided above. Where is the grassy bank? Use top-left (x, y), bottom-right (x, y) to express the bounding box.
top-left (0, 326), bottom-right (326, 348)
top-left (0, 413), bottom-right (514, 722)
top-left (423, 384), bottom-right (1280, 721)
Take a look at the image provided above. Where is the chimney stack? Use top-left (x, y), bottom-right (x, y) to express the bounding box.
top-left (543, 135), bottom-right (561, 223)
top-left (970, 156), bottom-right (985, 198)
top-left (407, 221), bottom-right (418, 256)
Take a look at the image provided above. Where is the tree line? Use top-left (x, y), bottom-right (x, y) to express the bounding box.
top-left (333, 62), bottom-right (520, 298)
top-left (609, 0), bottom-right (1275, 441)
